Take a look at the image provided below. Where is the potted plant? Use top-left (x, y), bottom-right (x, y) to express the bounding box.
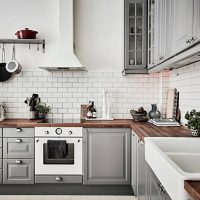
top-left (35, 103), bottom-right (51, 119)
top-left (185, 109), bottom-right (200, 136)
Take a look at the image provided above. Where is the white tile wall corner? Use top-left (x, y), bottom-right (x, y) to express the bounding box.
top-left (168, 62), bottom-right (200, 124)
top-left (0, 71), bottom-right (160, 119)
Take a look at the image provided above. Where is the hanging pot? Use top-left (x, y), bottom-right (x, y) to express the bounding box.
top-left (15, 28), bottom-right (38, 39)
top-left (0, 45), bottom-right (11, 82)
top-left (6, 45), bottom-right (22, 74)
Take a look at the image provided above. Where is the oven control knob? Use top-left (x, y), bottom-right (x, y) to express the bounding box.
top-left (68, 131), bottom-right (72, 135)
top-left (45, 131), bottom-right (49, 135)
top-left (56, 128), bottom-right (62, 135)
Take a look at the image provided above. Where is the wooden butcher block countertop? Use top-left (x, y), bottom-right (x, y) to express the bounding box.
top-left (0, 118), bottom-right (198, 199)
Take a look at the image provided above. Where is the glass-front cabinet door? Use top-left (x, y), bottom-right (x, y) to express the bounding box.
top-left (124, 0), bottom-right (148, 74)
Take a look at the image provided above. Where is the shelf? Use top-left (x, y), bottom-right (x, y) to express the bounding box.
top-left (0, 39), bottom-right (45, 53)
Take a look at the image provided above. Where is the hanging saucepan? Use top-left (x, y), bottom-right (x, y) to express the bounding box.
top-left (0, 45), bottom-right (11, 82)
top-left (6, 45), bottom-right (22, 74)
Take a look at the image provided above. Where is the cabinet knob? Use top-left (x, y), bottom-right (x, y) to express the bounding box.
top-left (190, 37), bottom-right (196, 42)
top-left (56, 176), bottom-right (62, 181)
top-left (186, 39), bottom-right (191, 44)
top-left (16, 160), bottom-right (22, 164)
top-left (15, 139), bottom-right (22, 143)
top-left (16, 128), bottom-right (22, 132)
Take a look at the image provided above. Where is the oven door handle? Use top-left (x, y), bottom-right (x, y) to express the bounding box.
top-left (56, 176), bottom-right (63, 181)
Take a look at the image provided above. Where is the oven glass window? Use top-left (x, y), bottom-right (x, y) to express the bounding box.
top-left (43, 140), bottom-right (74, 164)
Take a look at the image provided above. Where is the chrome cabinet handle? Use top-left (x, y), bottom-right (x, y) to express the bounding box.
top-left (16, 160), bottom-right (22, 164)
top-left (186, 39), bottom-right (191, 44)
top-left (15, 139), bottom-right (22, 143)
top-left (56, 176), bottom-right (62, 181)
top-left (16, 128), bottom-right (22, 132)
top-left (190, 36), bottom-right (197, 42)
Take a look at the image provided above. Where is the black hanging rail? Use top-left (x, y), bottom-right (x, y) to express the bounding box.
top-left (0, 39), bottom-right (45, 53)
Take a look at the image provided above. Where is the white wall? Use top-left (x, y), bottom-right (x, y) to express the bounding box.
top-left (0, 0), bottom-right (59, 70)
top-left (74, 0), bottom-right (124, 72)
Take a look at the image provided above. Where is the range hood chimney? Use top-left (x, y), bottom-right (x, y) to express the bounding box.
top-left (39, 0), bottom-right (87, 72)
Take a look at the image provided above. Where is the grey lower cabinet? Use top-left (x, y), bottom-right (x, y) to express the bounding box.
top-left (2, 128), bottom-right (35, 184)
top-left (133, 131), bottom-right (172, 200)
top-left (147, 165), bottom-right (172, 200)
top-left (131, 131), bottom-right (137, 195)
top-left (83, 128), bottom-right (131, 185)
top-left (136, 134), bottom-right (147, 200)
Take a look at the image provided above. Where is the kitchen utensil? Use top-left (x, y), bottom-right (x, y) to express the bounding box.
top-left (0, 102), bottom-right (5, 121)
top-left (0, 45), bottom-right (11, 82)
top-left (166, 88), bottom-right (177, 119)
top-left (6, 45), bottom-right (22, 74)
top-left (130, 110), bottom-right (147, 122)
top-left (15, 28), bottom-right (38, 39)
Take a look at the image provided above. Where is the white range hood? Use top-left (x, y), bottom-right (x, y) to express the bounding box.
top-left (40, 0), bottom-right (87, 72)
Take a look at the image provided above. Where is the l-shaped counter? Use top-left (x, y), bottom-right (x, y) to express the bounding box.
top-left (0, 119), bottom-right (198, 200)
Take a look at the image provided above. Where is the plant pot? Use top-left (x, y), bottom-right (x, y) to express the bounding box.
top-left (191, 128), bottom-right (200, 137)
top-left (37, 113), bottom-right (46, 119)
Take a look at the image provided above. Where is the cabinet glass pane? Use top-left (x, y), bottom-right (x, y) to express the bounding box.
top-left (136, 18), bottom-right (143, 33)
top-left (129, 52), bottom-right (135, 65)
top-left (136, 52), bottom-right (142, 65)
top-left (129, 18), bottom-right (135, 34)
top-left (136, 35), bottom-right (142, 51)
top-left (129, 35), bottom-right (135, 50)
top-left (129, 3), bottom-right (135, 16)
top-left (136, 3), bottom-right (143, 16)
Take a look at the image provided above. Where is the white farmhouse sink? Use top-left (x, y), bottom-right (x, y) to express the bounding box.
top-left (145, 137), bottom-right (200, 200)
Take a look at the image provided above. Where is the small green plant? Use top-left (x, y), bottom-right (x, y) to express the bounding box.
top-left (35, 103), bottom-right (51, 114)
top-left (185, 109), bottom-right (200, 130)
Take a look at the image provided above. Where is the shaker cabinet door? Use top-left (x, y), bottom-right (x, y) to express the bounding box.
top-left (193, 0), bottom-right (200, 44)
top-left (172, 0), bottom-right (193, 54)
top-left (3, 138), bottom-right (34, 159)
top-left (83, 128), bottom-right (131, 185)
top-left (3, 159), bottom-right (34, 184)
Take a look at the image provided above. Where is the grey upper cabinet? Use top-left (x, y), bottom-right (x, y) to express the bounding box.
top-left (124, 0), bottom-right (148, 74)
top-left (172, 0), bottom-right (194, 55)
top-left (192, 0), bottom-right (200, 44)
top-left (83, 128), bottom-right (131, 185)
top-left (148, 0), bottom-right (173, 69)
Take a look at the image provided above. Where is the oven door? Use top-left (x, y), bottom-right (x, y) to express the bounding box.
top-left (35, 138), bottom-right (82, 175)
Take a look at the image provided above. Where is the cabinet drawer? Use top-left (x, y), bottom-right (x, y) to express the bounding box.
top-left (3, 128), bottom-right (34, 138)
top-left (35, 175), bottom-right (82, 184)
top-left (3, 138), bottom-right (34, 159)
top-left (3, 159), bottom-right (34, 184)
top-left (0, 128), bottom-right (2, 137)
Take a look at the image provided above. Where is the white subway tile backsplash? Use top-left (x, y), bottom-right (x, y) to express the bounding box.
top-left (1, 71), bottom-right (160, 119)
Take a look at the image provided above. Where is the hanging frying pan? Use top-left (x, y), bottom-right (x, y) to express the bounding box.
top-left (0, 45), bottom-right (11, 82)
top-left (6, 45), bottom-right (22, 74)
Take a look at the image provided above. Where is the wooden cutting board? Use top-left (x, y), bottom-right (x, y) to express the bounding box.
top-left (166, 88), bottom-right (177, 119)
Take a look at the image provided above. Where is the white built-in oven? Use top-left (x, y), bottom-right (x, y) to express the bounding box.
top-left (35, 127), bottom-right (82, 175)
